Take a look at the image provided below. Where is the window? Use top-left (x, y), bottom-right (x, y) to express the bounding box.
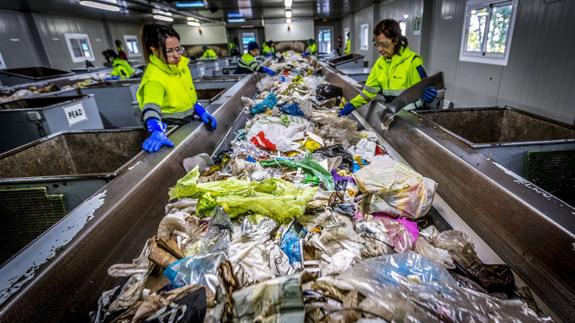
top-left (65, 33), bottom-right (95, 63)
top-left (459, 0), bottom-right (518, 65)
top-left (0, 51), bottom-right (6, 70)
top-left (241, 32), bottom-right (256, 54)
top-left (317, 28), bottom-right (332, 53)
top-left (360, 24), bottom-right (369, 50)
top-left (399, 21), bottom-right (407, 36)
top-left (123, 35), bottom-right (141, 57)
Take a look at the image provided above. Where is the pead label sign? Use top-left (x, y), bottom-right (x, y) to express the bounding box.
top-left (63, 103), bottom-right (88, 126)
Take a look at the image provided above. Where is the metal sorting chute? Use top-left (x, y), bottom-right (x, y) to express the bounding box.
top-left (0, 60), bottom-right (573, 323)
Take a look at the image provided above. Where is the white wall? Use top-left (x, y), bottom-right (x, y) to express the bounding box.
top-left (264, 19), bottom-right (314, 41)
top-left (174, 24), bottom-right (227, 45)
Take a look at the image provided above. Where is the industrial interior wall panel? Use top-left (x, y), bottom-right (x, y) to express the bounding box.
top-left (379, 0), bottom-right (423, 54)
top-left (427, 0), bottom-right (575, 125)
top-left (174, 24), bottom-right (228, 45)
top-left (32, 13), bottom-right (110, 71)
top-left (352, 5), bottom-right (375, 66)
top-left (427, 0), bottom-right (465, 98)
top-left (264, 19), bottom-right (315, 42)
top-left (0, 10), bottom-right (42, 69)
top-left (496, 0), bottom-right (575, 125)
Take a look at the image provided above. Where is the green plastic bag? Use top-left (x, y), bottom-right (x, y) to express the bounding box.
top-left (259, 154), bottom-right (335, 191)
top-left (169, 166), bottom-right (317, 223)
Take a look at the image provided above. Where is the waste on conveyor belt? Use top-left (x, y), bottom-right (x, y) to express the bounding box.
top-left (90, 52), bottom-right (551, 323)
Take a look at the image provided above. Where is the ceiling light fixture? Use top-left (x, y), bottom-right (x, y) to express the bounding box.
top-left (227, 18), bottom-right (246, 23)
top-left (152, 8), bottom-right (172, 16)
top-left (286, 18), bottom-right (292, 24)
top-left (175, 1), bottom-right (206, 8)
top-left (153, 14), bottom-right (174, 22)
top-left (78, 1), bottom-right (120, 12)
top-left (187, 21), bottom-right (200, 26)
top-left (285, 0), bottom-right (292, 8)
top-left (285, 9), bottom-right (292, 18)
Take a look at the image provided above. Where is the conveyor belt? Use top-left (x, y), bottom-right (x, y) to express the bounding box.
top-left (0, 61), bottom-right (573, 322)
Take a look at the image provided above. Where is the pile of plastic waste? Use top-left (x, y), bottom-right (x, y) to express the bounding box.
top-left (91, 53), bottom-right (550, 323)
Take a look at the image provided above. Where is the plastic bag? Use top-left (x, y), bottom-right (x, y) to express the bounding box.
top-left (164, 252), bottom-right (227, 291)
top-left (232, 275), bottom-right (304, 322)
top-left (314, 253), bottom-right (546, 322)
top-left (229, 217), bottom-right (278, 288)
top-left (414, 238), bottom-right (455, 269)
top-left (169, 166), bottom-right (317, 223)
top-left (279, 220), bottom-right (308, 267)
top-left (184, 207), bottom-right (232, 257)
top-left (313, 145), bottom-right (355, 172)
top-left (355, 156), bottom-right (437, 219)
top-left (250, 92), bottom-right (277, 115)
top-left (279, 102), bottom-right (304, 116)
top-left (354, 214), bottom-right (417, 253)
top-left (260, 155), bottom-right (335, 191)
top-left (246, 115), bottom-right (310, 152)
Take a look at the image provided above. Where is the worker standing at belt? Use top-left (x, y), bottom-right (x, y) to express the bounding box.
top-left (200, 45), bottom-right (218, 59)
top-left (344, 32), bottom-right (351, 55)
top-left (137, 24), bottom-right (217, 153)
top-left (339, 19), bottom-right (436, 117)
top-left (102, 49), bottom-right (135, 80)
top-left (235, 41), bottom-right (276, 76)
top-left (303, 38), bottom-right (318, 57)
top-left (262, 40), bottom-right (276, 57)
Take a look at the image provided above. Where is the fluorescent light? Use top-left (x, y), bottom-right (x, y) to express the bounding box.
top-left (403, 14), bottom-right (409, 19)
top-left (286, 18), bottom-right (291, 24)
top-left (227, 18), bottom-right (245, 23)
top-left (187, 21), bottom-right (200, 26)
top-left (285, 9), bottom-right (292, 18)
top-left (175, 1), bottom-right (206, 8)
top-left (79, 1), bottom-right (120, 12)
top-left (227, 12), bottom-right (244, 18)
top-left (285, 0), bottom-right (292, 8)
top-left (187, 17), bottom-right (199, 21)
top-left (153, 14), bottom-right (174, 22)
top-left (152, 8), bottom-right (172, 16)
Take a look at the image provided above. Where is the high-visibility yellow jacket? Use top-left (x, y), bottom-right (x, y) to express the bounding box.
top-left (201, 48), bottom-right (218, 59)
top-left (110, 58), bottom-right (134, 80)
top-left (305, 43), bottom-right (318, 55)
top-left (262, 44), bottom-right (275, 56)
top-left (137, 55), bottom-right (198, 120)
top-left (236, 52), bottom-right (261, 74)
top-left (344, 39), bottom-right (351, 55)
top-left (350, 46), bottom-right (427, 108)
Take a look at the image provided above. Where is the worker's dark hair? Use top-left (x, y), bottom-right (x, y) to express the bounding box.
top-left (141, 24), bottom-right (181, 63)
top-left (114, 39), bottom-right (122, 47)
top-left (102, 49), bottom-right (118, 61)
top-left (373, 19), bottom-right (408, 55)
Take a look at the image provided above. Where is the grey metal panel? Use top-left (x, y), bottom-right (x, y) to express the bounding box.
top-left (426, 0), bottom-right (575, 125)
top-left (352, 5), bottom-right (375, 66)
top-left (380, 0), bottom-right (423, 54)
top-left (32, 13), bottom-right (111, 71)
top-left (496, 0), bottom-right (575, 124)
top-left (0, 10), bottom-right (42, 69)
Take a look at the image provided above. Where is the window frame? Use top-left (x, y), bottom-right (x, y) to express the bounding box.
top-left (360, 24), bottom-right (369, 50)
top-left (459, 0), bottom-right (518, 66)
top-left (123, 35), bottom-right (141, 57)
top-left (64, 33), bottom-right (95, 63)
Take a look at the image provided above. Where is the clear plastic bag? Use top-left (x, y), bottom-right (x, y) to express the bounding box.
top-left (314, 252), bottom-right (547, 322)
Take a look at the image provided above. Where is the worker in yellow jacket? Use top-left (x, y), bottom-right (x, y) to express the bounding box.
top-left (339, 19), bottom-right (436, 117)
top-left (102, 49), bottom-right (135, 80)
top-left (200, 45), bottom-right (218, 59)
top-left (303, 39), bottom-right (318, 57)
top-left (137, 24), bottom-right (217, 153)
top-left (262, 41), bottom-right (276, 57)
top-left (235, 41), bottom-right (276, 76)
top-left (344, 32), bottom-right (351, 55)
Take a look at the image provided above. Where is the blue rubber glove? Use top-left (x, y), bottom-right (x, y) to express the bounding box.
top-left (302, 52), bottom-right (310, 58)
top-left (261, 66), bottom-right (276, 76)
top-left (422, 86), bottom-right (438, 103)
top-left (338, 103), bottom-right (356, 117)
top-left (194, 102), bottom-right (217, 130)
top-left (142, 118), bottom-right (174, 153)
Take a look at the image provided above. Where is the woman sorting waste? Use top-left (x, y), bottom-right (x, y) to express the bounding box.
top-left (339, 19), bottom-right (437, 117)
top-left (102, 49), bottom-right (135, 80)
top-left (235, 41), bottom-right (276, 76)
top-left (137, 24), bottom-right (217, 153)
